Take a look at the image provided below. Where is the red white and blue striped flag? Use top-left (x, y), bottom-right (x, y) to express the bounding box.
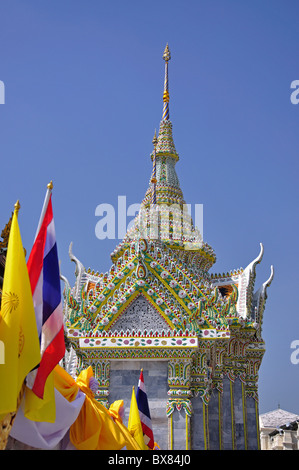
top-left (136, 369), bottom-right (155, 449)
top-left (26, 182), bottom-right (65, 399)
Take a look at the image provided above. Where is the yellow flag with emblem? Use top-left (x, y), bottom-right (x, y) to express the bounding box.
top-left (128, 386), bottom-right (147, 450)
top-left (0, 202), bottom-right (41, 419)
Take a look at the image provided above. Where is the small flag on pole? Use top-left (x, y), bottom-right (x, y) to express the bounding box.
top-left (26, 181), bottom-right (65, 400)
top-left (136, 369), bottom-right (155, 449)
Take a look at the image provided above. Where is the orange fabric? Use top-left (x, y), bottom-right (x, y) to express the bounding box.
top-left (53, 365), bottom-right (140, 450)
top-left (108, 400), bottom-right (142, 451)
top-left (53, 365), bottom-right (79, 402)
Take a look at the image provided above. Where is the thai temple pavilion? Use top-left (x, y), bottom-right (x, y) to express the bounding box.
top-left (61, 45), bottom-right (274, 450)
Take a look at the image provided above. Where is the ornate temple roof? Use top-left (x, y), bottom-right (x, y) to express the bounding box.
top-left (61, 45), bottom-right (274, 370)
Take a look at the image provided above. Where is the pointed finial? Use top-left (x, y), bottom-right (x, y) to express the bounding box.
top-left (47, 180), bottom-right (53, 190)
top-left (162, 44), bottom-right (171, 121)
top-left (152, 129), bottom-right (157, 147)
top-left (163, 43), bottom-right (171, 62)
top-left (14, 200), bottom-right (21, 214)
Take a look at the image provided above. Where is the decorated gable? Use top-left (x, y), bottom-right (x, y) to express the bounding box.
top-left (108, 294), bottom-right (172, 334)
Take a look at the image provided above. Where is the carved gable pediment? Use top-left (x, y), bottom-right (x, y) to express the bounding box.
top-left (108, 294), bottom-right (172, 333)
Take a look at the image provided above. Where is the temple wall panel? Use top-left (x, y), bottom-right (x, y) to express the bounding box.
top-left (109, 360), bottom-right (169, 450)
top-left (207, 390), bottom-right (221, 450)
top-left (234, 377), bottom-right (246, 449)
top-left (246, 395), bottom-right (260, 450)
top-left (190, 379), bottom-right (251, 450)
top-left (222, 376), bottom-right (234, 449)
top-left (171, 409), bottom-right (188, 450)
top-left (191, 396), bottom-right (205, 449)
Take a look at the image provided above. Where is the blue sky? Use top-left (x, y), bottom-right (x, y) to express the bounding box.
top-left (0, 0), bottom-right (298, 415)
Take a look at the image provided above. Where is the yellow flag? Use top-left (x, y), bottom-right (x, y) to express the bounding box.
top-left (0, 202), bottom-right (41, 418)
top-left (128, 386), bottom-right (147, 450)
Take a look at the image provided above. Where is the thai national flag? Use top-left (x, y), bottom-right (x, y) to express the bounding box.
top-left (136, 369), bottom-right (155, 449)
top-left (26, 183), bottom-right (65, 399)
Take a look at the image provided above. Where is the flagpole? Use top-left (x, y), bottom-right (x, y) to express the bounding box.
top-left (34, 181), bottom-right (53, 241)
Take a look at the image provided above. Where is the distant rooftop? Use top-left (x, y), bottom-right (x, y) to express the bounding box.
top-left (260, 408), bottom-right (299, 428)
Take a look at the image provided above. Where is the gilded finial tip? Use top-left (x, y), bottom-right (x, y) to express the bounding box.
top-left (47, 180), bottom-right (53, 190)
top-left (14, 200), bottom-right (21, 214)
top-left (163, 43), bottom-right (171, 62)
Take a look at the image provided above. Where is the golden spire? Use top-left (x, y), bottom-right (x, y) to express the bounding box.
top-left (162, 44), bottom-right (171, 121)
